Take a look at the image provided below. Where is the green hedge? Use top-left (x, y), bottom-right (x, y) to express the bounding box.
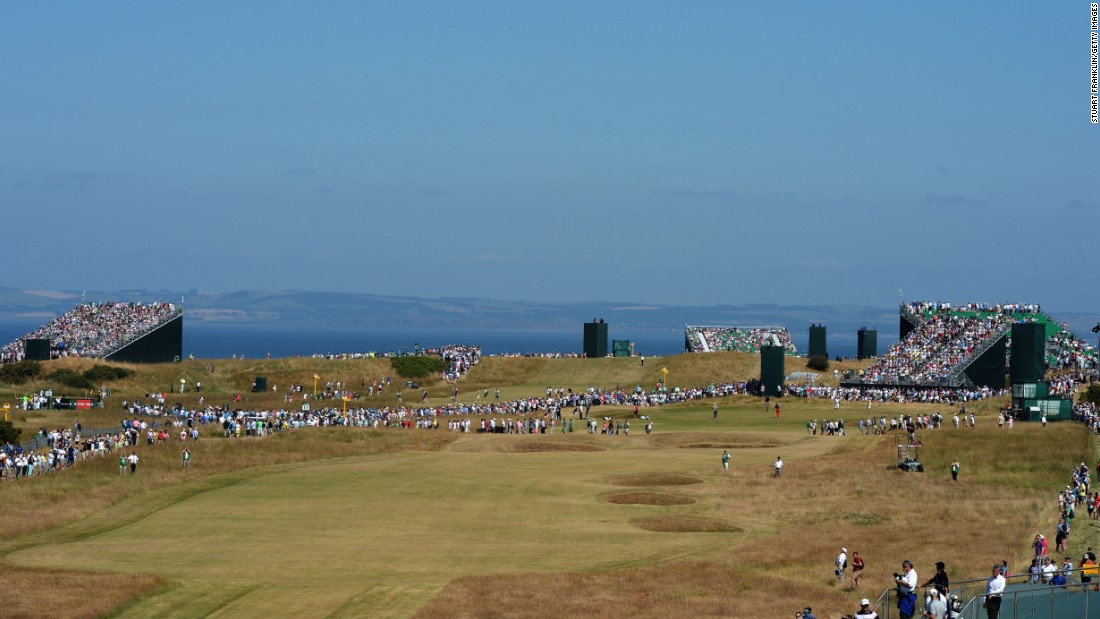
top-left (0, 360), bottom-right (42, 385)
top-left (84, 364), bottom-right (134, 383)
top-left (807, 355), bottom-right (829, 371)
top-left (46, 369), bottom-right (94, 391)
top-left (390, 356), bottom-right (447, 379)
top-left (0, 419), bottom-right (21, 444)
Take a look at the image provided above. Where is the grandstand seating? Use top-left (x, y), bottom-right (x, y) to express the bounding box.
top-left (685, 326), bottom-right (797, 355)
top-left (855, 302), bottom-right (1096, 386)
top-left (1, 302), bottom-right (180, 363)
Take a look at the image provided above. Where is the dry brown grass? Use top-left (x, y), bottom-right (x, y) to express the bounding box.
top-left (603, 492), bottom-right (697, 505)
top-left (413, 560), bottom-right (845, 619)
top-left (0, 564), bottom-right (163, 619)
top-left (606, 474), bottom-right (704, 487)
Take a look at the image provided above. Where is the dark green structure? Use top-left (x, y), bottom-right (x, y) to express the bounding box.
top-left (900, 314), bottom-right (918, 341)
top-left (106, 314), bottom-right (183, 364)
top-left (1010, 323), bottom-right (1046, 383)
top-left (24, 338), bottom-right (51, 361)
top-left (808, 325), bottom-right (827, 359)
top-left (962, 334), bottom-right (1007, 389)
top-left (760, 345), bottom-right (785, 397)
top-left (253, 376), bottom-right (268, 392)
top-left (583, 321), bottom-right (608, 358)
top-left (857, 328), bottom-right (877, 360)
top-left (612, 340), bottom-right (632, 358)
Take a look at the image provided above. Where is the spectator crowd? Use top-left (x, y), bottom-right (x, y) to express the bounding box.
top-left (686, 326), bottom-right (797, 355)
top-left (1, 302), bottom-right (179, 363)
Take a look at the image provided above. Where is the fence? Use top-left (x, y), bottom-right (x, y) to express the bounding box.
top-left (873, 568), bottom-right (1100, 619)
top-left (17, 426), bottom-right (124, 454)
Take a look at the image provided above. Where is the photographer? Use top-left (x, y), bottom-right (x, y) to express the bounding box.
top-left (894, 560), bottom-right (918, 619)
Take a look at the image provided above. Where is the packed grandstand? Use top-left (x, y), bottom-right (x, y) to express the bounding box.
top-left (851, 301), bottom-right (1096, 386)
top-left (685, 325), bottom-right (797, 355)
top-left (0, 302), bottom-right (180, 363)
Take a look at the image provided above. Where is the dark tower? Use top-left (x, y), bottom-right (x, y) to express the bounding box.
top-left (1010, 322), bottom-right (1046, 383)
top-left (583, 320), bottom-right (608, 358)
top-left (24, 339), bottom-right (51, 361)
top-left (760, 345), bottom-right (786, 397)
top-left (808, 324), bottom-right (827, 358)
top-left (857, 328), bottom-right (877, 360)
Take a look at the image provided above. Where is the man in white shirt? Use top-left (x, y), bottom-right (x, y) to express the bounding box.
top-left (1040, 557), bottom-right (1056, 583)
top-left (894, 560), bottom-right (918, 619)
top-left (984, 564), bottom-right (1006, 618)
top-left (774, 456), bottom-right (783, 478)
top-left (836, 548), bottom-right (848, 583)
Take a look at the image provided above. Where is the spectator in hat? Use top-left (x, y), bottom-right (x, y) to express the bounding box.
top-left (922, 588), bottom-right (946, 619)
top-left (801, 607), bottom-right (815, 619)
top-left (836, 547), bottom-right (848, 583)
top-left (921, 561), bottom-right (950, 595)
top-left (854, 598), bottom-right (878, 619)
top-left (894, 559), bottom-right (918, 619)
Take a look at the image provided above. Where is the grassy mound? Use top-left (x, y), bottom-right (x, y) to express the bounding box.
top-left (607, 474), bottom-right (704, 487)
top-left (603, 492), bottom-right (696, 505)
top-left (629, 516), bottom-right (741, 533)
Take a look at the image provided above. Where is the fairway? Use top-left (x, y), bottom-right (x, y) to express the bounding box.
top-left (4, 411), bottom-right (824, 618)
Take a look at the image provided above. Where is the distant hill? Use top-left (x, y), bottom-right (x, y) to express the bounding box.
top-left (0, 287), bottom-right (1094, 343)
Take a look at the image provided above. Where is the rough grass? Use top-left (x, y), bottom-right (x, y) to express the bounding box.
top-left (0, 564), bottom-right (163, 619)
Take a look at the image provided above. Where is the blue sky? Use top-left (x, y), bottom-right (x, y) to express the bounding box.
top-left (3, 2), bottom-right (1096, 310)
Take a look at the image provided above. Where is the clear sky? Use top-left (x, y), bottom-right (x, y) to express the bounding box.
top-left (3, 2), bottom-right (1096, 310)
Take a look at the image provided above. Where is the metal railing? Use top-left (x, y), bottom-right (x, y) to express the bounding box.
top-left (872, 569), bottom-right (1100, 619)
top-left (944, 328), bottom-right (1009, 385)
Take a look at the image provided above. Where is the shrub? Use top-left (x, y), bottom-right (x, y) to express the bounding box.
top-left (0, 360), bottom-right (42, 385)
top-left (83, 364), bottom-right (134, 383)
top-left (46, 369), bottom-right (94, 391)
top-left (807, 355), bottom-right (829, 371)
top-left (1084, 384), bottom-right (1100, 406)
top-left (0, 419), bottom-right (21, 444)
top-left (390, 356), bottom-right (447, 379)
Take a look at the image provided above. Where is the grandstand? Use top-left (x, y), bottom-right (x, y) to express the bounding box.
top-left (1, 301), bottom-right (183, 364)
top-left (846, 302), bottom-right (1096, 389)
top-left (684, 325), bottom-right (797, 356)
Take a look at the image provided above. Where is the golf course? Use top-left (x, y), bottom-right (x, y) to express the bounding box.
top-left (0, 353), bottom-right (1095, 618)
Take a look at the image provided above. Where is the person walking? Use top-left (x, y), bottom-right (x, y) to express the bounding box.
top-left (182, 447), bottom-right (190, 469)
top-left (774, 456), bottom-right (784, 478)
top-left (722, 450), bottom-right (730, 470)
top-left (984, 563), bottom-right (1006, 618)
top-left (118, 454), bottom-right (126, 476)
top-left (713, 402), bottom-right (719, 420)
top-left (128, 452), bottom-right (139, 474)
top-left (951, 461), bottom-right (960, 482)
top-left (836, 548), bottom-right (848, 584)
top-left (851, 551), bottom-right (864, 589)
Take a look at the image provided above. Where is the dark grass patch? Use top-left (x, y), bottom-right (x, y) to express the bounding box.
top-left (507, 442), bottom-right (606, 453)
top-left (607, 474), bottom-right (703, 487)
top-left (603, 492), bottom-right (696, 506)
top-left (629, 516), bottom-right (741, 533)
top-left (677, 443), bottom-right (779, 449)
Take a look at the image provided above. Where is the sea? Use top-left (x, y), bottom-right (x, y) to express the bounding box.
top-left (0, 319), bottom-right (882, 359)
